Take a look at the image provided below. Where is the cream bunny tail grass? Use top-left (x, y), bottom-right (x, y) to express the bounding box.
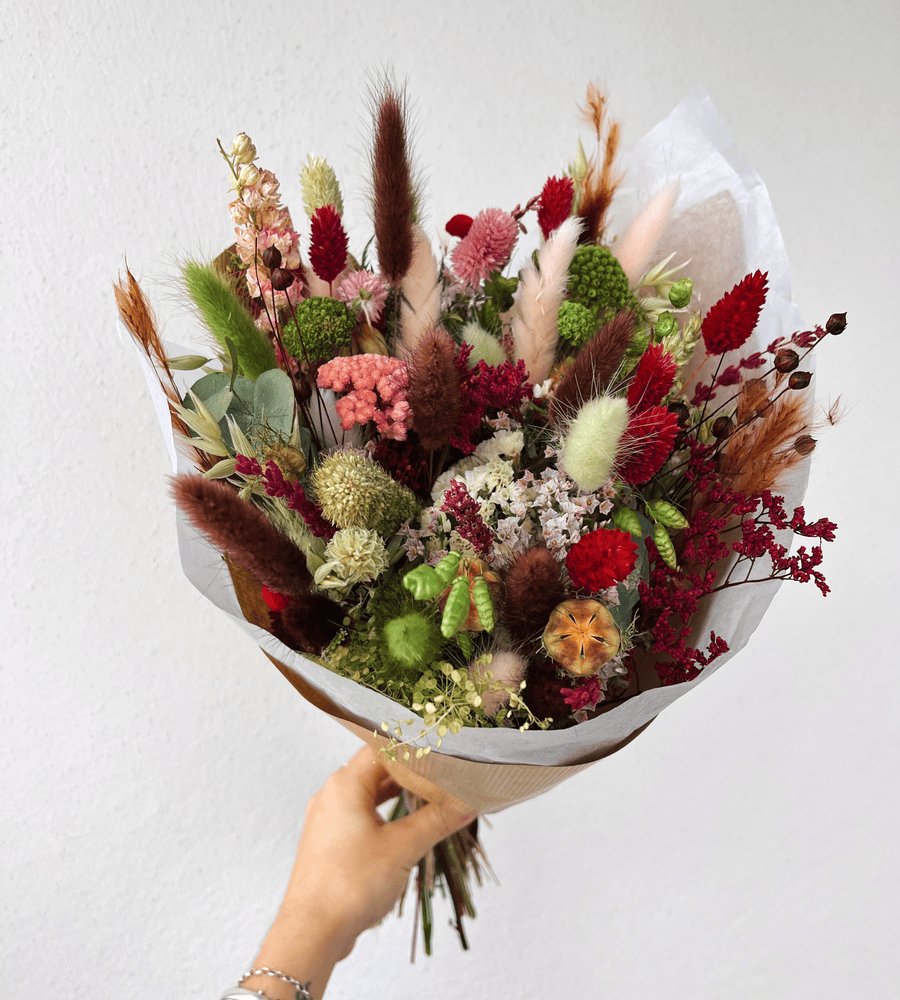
top-left (511, 216), bottom-right (582, 384)
top-left (396, 224), bottom-right (442, 360)
top-left (616, 182), bottom-right (680, 289)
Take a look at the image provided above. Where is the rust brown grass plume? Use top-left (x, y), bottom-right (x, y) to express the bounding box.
top-left (171, 475), bottom-right (313, 598)
top-left (371, 76), bottom-right (416, 286)
top-left (114, 266), bottom-right (214, 472)
top-left (719, 388), bottom-right (812, 496)
top-left (550, 311), bottom-right (635, 428)
top-left (576, 83), bottom-right (622, 244)
top-left (502, 547), bottom-right (566, 651)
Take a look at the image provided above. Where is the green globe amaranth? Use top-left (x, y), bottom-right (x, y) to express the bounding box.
top-left (381, 612), bottom-right (444, 673)
top-left (557, 300), bottom-right (599, 348)
top-left (281, 297), bottom-right (354, 361)
top-left (312, 450), bottom-right (419, 536)
top-left (567, 245), bottom-right (632, 318)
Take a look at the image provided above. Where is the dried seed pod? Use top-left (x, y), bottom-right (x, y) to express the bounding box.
top-left (261, 245), bottom-right (283, 270)
top-left (542, 599), bottom-right (621, 677)
top-left (712, 415), bottom-right (734, 438)
top-left (270, 267), bottom-right (294, 291)
top-left (794, 434), bottom-right (817, 456)
top-left (826, 312), bottom-right (847, 335)
top-left (788, 371), bottom-right (812, 390)
top-left (774, 348), bottom-right (799, 373)
top-left (653, 522), bottom-right (677, 569)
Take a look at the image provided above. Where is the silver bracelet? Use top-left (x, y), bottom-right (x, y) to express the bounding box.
top-left (231, 967), bottom-right (312, 1000)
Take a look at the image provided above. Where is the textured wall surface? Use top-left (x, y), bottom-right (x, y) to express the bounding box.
top-left (3, 2), bottom-right (897, 997)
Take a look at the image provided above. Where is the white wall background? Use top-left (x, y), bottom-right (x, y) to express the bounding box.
top-left (3, 2), bottom-right (898, 997)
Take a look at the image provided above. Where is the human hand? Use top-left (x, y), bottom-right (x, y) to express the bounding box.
top-left (244, 746), bottom-right (475, 999)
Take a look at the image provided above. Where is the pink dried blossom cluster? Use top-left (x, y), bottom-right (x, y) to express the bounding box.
top-left (317, 355), bottom-right (412, 440)
top-left (337, 269), bottom-right (389, 325)
top-left (451, 208), bottom-right (519, 286)
top-left (230, 163), bottom-right (304, 310)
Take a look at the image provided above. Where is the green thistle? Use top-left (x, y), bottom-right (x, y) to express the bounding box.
top-left (567, 245), bottom-right (633, 318)
top-left (311, 449), bottom-right (419, 536)
top-left (557, 300), bottom-right (598, 348)
top-left (281, 298), bottom-right (354, 361)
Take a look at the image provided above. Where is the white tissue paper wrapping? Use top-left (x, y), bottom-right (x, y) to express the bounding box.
top-left (135, 91), bottom-right (812, 771)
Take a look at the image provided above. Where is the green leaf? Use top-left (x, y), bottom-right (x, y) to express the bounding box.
top-left (252, 369), bottom-right (296, 437)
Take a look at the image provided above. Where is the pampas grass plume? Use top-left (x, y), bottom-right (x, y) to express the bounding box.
top-left (397, 224), bottom-right (442, 359)
top-left (182, 261), bottom-right (276, 379)
top-left (561, 395), bottom-right (629, 491)
top-left (511, 215), bottom-right (582, 384)
top-left (616, 182), bottom-right (679, 289)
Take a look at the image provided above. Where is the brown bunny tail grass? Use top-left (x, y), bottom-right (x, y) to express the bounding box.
top-left (171, 475), bottom-right (312, 597)
top-left (550, 311), bottom-right (634, 428)
top-left (406, 326), bottom-right (461, 451)
top-left (370, 76), bottom-right (416, 285)
top-left (502, 547), bottom-right (567, 650)
top-left (719, 387), bottom-right (813, 496)
top-left (115, 266), bottom-right (214, 472)
top-left (270, 594), bottom-right (344, 655)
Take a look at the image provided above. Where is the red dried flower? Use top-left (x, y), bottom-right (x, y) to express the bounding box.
top-left (536, 175), bottom-right (575, 240)
top-left (701, 270), bottom-right (768, 355)
top-left (625, 343), bottom-right (677, 411)
top-left (445, 214), bottom-right (473, 238)
top-left (566, 527), bottom-right (638, 592)
top-left (441, 479), bottom-right (493, 555)
top-left (309, 204), bottom-right (349, 285)
top-left (262, 586), bottom-right (290, 612)
top-left (617, 406), bottom-right (679, 485)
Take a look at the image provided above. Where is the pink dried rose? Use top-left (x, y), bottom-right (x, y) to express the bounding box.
top-left (337, 269), bottom-right (389, 325)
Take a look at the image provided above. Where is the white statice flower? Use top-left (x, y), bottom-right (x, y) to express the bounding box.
top-left (532, 378), bottom-right (554, 399)
top-left (474, 428), bottom-right (524, 463)
top-left (314, 527), bottom-right (389, 591)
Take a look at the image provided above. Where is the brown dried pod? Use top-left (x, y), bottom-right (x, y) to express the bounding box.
top-left (542, 599), bottom-right (621, 677)
top-left (789, 371), bottom-right (812, 390)
top-left (774, 349), bottom-right (799, 373)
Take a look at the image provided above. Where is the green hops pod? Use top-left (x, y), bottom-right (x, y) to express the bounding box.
top-left (441, 577), bottom-right (471, 638)
top-left (612, 506), bottom-right (643, 537)
top-left (403, 564), bottom-right (442, 601)
top-left (470, 575), bottom-right (495, 633)
top-left (646, 500), bottom-right (689, 530)
top-left (434, 551), bottom-right (462, 586)
top-left (654, 311), bottom-right (678, 342)
top-left (653, 522), bottom-right (678, 569)
top-left (668, 279), bottom-right (693, 309)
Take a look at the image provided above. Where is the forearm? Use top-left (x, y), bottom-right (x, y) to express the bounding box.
top-left (243, 903), bottom-right (345, 1000)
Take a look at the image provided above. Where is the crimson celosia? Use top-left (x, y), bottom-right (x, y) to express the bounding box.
top-left (701, 270), bottom-right (768, 355)
top-left (617, 406), bottom-right (679, 485)
top-left (445, 214), bottom-right (473, 238)
top-left (566, 527), bottom-right (638, 592)
top-left (309, 204), bottom-right (349, 284)
top-left (626, 343), bottom-right (677, 411)
top-left (536, 175), bottom-right (574, 240)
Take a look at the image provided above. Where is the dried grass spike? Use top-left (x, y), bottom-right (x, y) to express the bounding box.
top-left (371, 77), bottom-right (416, 285)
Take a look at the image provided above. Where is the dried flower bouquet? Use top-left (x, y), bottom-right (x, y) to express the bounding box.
top-left (119, 81), bottom-right (841, 954)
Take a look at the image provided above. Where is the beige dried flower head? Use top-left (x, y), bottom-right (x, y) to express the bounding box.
top-left (300, 155), bottom-right (344, 217)
top-left (314, 527), bottom-right (389, 591)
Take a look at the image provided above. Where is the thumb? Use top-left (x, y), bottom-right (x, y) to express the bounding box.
top-left (388, 801), bottom-right (477, 868)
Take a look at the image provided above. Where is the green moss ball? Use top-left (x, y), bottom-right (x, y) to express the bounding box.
top-left (557, 300), bottom-right (599, 348)
top-left (282, 297), bottom-right (354, 361)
